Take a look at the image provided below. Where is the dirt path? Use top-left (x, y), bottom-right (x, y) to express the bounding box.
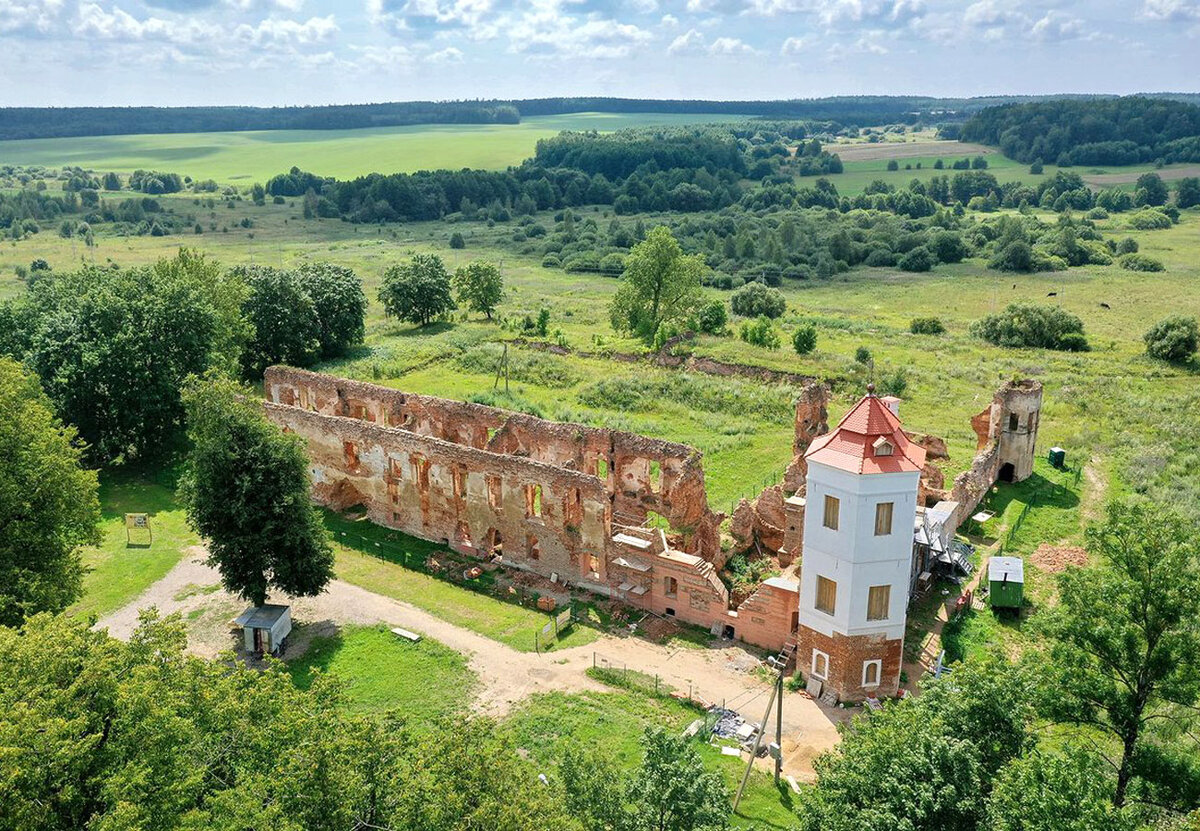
top-left (97, 548), bottom-right (847, 780)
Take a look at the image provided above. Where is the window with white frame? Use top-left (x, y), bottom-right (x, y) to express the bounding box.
top-left (862, 659), bottom-right (882, 688)
top-left (811, 649), bottom-right (829, 680)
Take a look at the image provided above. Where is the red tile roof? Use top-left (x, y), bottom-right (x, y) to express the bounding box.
top-left (805, 394), bottom-right (927, 475)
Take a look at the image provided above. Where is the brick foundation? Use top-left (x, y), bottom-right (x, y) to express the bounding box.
top-left (796, 627), bottom-right (904, 702)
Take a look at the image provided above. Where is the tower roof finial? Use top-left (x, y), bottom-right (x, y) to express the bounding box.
top-left (866, 383), bottom-right (876, 396)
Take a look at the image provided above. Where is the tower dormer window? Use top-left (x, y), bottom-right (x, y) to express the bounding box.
top-left (873, 436), bottom-right (893, 457)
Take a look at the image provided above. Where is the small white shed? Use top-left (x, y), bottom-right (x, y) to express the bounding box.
top-left (234, 604), bottom-right (292, 656)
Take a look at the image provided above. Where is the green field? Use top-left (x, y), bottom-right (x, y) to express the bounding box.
top-left (286, 623), bottom-right (477, 718)
top-left (0, 112), bottom-right (746, 183)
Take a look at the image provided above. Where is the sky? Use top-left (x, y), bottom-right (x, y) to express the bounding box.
top-left (0, 0), bottom-right (1198, 106)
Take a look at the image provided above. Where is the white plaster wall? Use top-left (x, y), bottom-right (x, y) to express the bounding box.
top-left (797, 460), bottom-right (919, 642)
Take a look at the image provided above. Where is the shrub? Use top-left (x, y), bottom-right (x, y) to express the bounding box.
top-left (541, 254), bottom-right (561, 268)
top-left (730, 281), bottom-right (787, 319)
top-left (792, 324), bottom-right (817, 354)
top-left (910, 317), bottom-right (945, 335)
top-left (886, 160), bottom-right (899, 171)
top-left (854, 346), bottom-right (872, 364)
top-left (696, 300), bottom-right (728, 335)
top-left (989, 240), bottom-right (1034, 272)
top-left (1120, 254), bottom-right (1165, 272)
top-left (1144, 316), bottom-right (1198, 362)
top-left (878, 368), bottom-right (908, 397)
top-left (928, 231), bottom-right (969, 264)
top-left (449, 231), bottom-right (466, 249)
top-left (898, 246), bottom-right (935, 272)
top-left (970, 303), bottom-right (1089, 351)
top-left (1116, 237), bottom-right (1139, 254)
top-left (739, 316), bottom-right (781, 349)
top-left (864, 248), bottom-right (897, 267)
top-left (1127, 209), bottom-right (1173, 230)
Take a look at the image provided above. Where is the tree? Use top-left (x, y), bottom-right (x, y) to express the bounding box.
top-left (563, 728), bottom-right (729, 831)
top-left (102, 171), bottom-right (121, 190)
top-left (9, 250), bottom-right (245, 463)
top-left (898, 246), bottom-right (935, 272)
top-left (739, 316), bottom-right (780, 349)
top-left (1144, 315), bottom-right (1199, 362)
top-left (929, 231), bottom-right (969, 264)
top-left (988, 748), bottom-right (1136, 831)
top-left (379, 254), bottom-right (456, 327)
top-left (452, 260), bottom-right (504, 320)
top-left (238, 265), bottom-right (322, 377)
top-left (1135, 172), bottom-right (1169, 207)
top-left (608, 226), bottom-right (705, 342)
top-left (1176, 177), bottom-right (1200, 209)
top-left (0, 613), bottom-right (578, 831)
top-left (798, 656), bottom-right (1030, 831)
top-left (0, 358), bottom-right (99, 626)
top-left (296, 263), bottom-right (368, 359)
top-left (792, 323), bottom-right (817, 354)
top-left (730, 281), bottom-right (786, 318)
top-left (910, 316), bottom-right (946, 335)
top-left (179, 373), bottom-right (334, 607)
top-left (971, 303), bottom-right (1089, 351)
top-left (449, 231), bottom-right (466, 249)
top-left (1039, 501), bottom-right (1200, 807)
top-left (696, 299), bottom-right (728, 335)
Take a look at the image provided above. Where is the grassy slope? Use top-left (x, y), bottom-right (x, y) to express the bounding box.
top-left (0, 113), bottom-right (745, 183)
top-left (285, 623), bottom-right (476, 718)
top-left (70, 467), bottom-right (198, 620)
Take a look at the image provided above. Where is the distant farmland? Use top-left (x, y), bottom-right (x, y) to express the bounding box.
top-left (0, 112), bottom-right (746, 183)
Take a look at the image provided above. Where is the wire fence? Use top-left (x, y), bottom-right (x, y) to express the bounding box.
top-left (727, 466), bottom-right (788, 515)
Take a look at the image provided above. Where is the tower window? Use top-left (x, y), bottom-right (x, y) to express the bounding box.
top-left (1009, 413), bottom-right (1019, 431)
top-left (867, 585), bottom-right (891, 621)
top-left (872, 436), bottom-right (893, 456)
top-left (664, 576), bottom-right (678, 598)
top-left (811, 649), bottom-right (829, 680)
top-left (874, 502), bottom-right (894, 536)
top-left (815, 576), bottom-right (837, 616)
top-left (823, 495), bottom-right (840, 531)
top-left (862, 659), bottom-right (882, 687)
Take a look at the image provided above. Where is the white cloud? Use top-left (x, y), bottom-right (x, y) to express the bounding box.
top-left (1140, 0), bottom-right (1200, 19)
top-left (1030, 10), bottom-right (1084, 41)
top-left (233, 14), bottom-right (338, 46)
top-left (658, 12), bottom-right (676, 25)
top-left (352, 43), bottom-right (415, 65)
top-left (818, 0), bottom-right (922, 27)
top-left (779, 33), bottom-right (812, 54)
top-left (73, 4), bottom-right (218, 42)
top-left (708, 34), bottom-right (753, 53)
top-left (0, 0), bottom-right (65, 34)
top-left (667, 26), bottom-right (703, 52)
top-left (427, 44), bottom-right (463, 60)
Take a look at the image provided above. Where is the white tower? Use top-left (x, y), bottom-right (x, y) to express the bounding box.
top-left (795, 387), bottom-right (926, 701)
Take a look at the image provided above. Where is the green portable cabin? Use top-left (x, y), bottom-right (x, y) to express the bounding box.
top-left (988, 556), bottom-right (1024, 610)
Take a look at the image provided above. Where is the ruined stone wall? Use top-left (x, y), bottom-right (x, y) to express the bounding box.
top-left (734, 580), bottom-right (799, 650)
top-left (265, 366), bottom-right (721, 559)
top-left (266, 403), bottom-right (612, 585)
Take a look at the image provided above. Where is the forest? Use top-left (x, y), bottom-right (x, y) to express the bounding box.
top-left (961, 96), bottom-right (1200, 166)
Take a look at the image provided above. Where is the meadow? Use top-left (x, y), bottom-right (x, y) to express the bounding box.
top-left (0, 112), bottom-right (745, 183)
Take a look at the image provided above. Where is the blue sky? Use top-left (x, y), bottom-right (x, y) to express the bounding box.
top-left (0, 0), bottom-right (1197, 106)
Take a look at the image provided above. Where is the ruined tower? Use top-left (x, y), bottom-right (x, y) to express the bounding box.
top-left (795, 388), bottom-right (926, 702)
top-left (971, 379), bottom-right (1044, 484)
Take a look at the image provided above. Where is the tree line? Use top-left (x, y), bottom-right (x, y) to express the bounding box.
top-left (962, 96), bottom-right (1200, 166)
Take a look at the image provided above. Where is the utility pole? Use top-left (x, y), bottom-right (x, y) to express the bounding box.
top-left (733, 642), bottom-right (791, 810)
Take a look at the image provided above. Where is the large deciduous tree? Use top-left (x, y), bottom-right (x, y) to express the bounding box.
top-left (378, 254), bottom-right (456, 327)
top-left (0, 612), bottom-right (577, 831)
top-left (1039, 500), bottom-right (1200, 808)
top-left (608, 226), bottom-right (705, 343)
top-left (0, 358), bottom-right (99, 626)
top-left (179, 373), bottom-right (333, 607)
top-left (563, 727), bottom-right (729, 831)
top-left (4, 249), bottom-right (244, 463)
top-left (237, 265), bottom-right (322, 378)
top-left (452, 260), bottom-right (504, 320)
top-left (296, 262), bottom-right (368, 359)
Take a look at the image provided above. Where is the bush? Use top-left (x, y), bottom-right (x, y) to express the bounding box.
top-left (886, 160), bottom-right (899, 171)
top-left (909, 317), bottom-right (945, 335)
top-left (739, 316), bottom-right (781, 349)
top-left (541, 254), bottom-right (561, 268)
top-left (792, 323), bottom-right (817, 354)
top-left (1143, 315), bottom-right (1199, 362)
top-left (878, 368), bottom-right (908, 397)
top-left (854, 346), bottom-right (872, 364)
top-left (696, 299), bottom-right (728, 335)
top-left (449, 232), bottom-right (465, 249)
top-left (989, 240), bottom-right (1034, 272)
top-left (1120, 253), bottom-right (1165, 272)
top-left (1116, 237), bottom-right (1139, 254)
top-left (1127, 209), bottom-right (1173, 230)
top-left (928, 231), bottom-right (968, 264)
top-left (970, 303), bottom-right (1089, 351)
top-left (730, 281), bottom-right (787, 319)
top-left (898, 246), bottom-right (935, 272)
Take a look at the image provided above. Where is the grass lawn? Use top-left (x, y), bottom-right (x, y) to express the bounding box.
top-left (502, 683), bottom-right (797, 830)
top-left (285, 623), bottom-right (476, 719)
top-left (70, 466), bottom-right (198, 620)
top-left (325, 510), bottom-right (599, 653)
top-left (0, 112), bottom-right (747, 184)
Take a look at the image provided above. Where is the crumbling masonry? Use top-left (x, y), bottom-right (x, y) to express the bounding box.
top-left (264, 366), bottom-right (1041, 699)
